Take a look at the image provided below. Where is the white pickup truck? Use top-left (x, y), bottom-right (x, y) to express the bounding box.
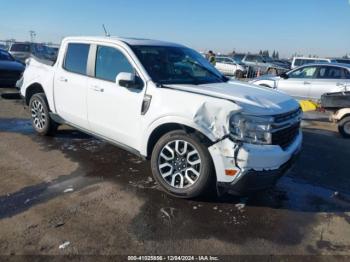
top-left (19, 36), bottom-right (302, 198)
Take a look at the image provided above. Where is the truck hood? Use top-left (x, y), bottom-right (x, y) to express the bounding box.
top-left (167, 80), bottom-right (299, 115)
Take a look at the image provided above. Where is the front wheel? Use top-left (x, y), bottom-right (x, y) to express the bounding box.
top-left (151, 130), bottom-right (215, 198)
top-left (338, 116), bottom-right (350, 138)
top-left (29, 93), bottom-right (58, 136)
top-left (235, 70), bottom-right (244, 79)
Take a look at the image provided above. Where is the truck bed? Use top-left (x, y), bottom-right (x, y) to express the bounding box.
top-left (321, 92), bottom-right (350, 109)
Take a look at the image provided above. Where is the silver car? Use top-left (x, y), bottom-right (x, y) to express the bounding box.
top-left (9, 43), bottom-right (32, 62)
top-left (250, 63), bottom-right (350, 101)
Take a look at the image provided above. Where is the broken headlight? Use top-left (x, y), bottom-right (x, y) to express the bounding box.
top-left (230, 114), bottom-right (274, 144)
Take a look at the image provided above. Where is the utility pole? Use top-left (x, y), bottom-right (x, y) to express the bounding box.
top-left (29, 30), bottom-right (36, 42)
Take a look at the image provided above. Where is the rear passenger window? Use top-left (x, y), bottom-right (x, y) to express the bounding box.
top-left (64, 43), bottom-right (90, 75)
top-left (95, 46), bottom-right (133, 82)
top-left (317, 66), bottom-right (348, 79)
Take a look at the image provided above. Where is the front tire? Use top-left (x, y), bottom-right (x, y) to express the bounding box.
top-left (29, 93), bottom-right (58, 136)
top-left (151, 130), bottom-right (215, 198)
top-left (235, 70), bottom-right (244, 79)
top-left (338, 116), bottom-right (350, 138)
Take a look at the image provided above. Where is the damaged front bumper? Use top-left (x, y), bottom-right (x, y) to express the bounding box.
top-left (209, 131), bottom-right (302, 195)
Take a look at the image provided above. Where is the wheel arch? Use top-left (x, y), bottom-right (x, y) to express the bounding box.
top-left (334, 109), bottom-right (350, 121)
top-left (25, 83), bottom-right (46, 105)
top-left (145, 121), bottom-right (215, 159)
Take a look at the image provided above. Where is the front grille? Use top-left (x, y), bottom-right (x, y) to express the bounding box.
top-left (270, 108), bottom-right (302, 150)
top-left (272, 122), bottom-right (300, 149)
top-left (274, 108), bottom-right (302, 124)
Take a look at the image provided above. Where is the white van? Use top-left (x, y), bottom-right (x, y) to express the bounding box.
top-left (291, 57), bottom-right (332, 69)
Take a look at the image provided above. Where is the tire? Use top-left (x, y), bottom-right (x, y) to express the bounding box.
top-left (235, 70), bottom-right (244, 79)
top-left (338, 116), bottom-right (350, 138)
top-left (151, 130), bottom-right (215, 199)
top-left (29, 93), bottom-right (58, 136)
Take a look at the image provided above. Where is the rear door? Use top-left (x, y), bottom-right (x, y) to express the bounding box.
top-left (277, 66), bottom-right (317, 100)
top-left (54, 43), bottom-right (91, 129)
top-left (309, 65), bottom-right (350, 100)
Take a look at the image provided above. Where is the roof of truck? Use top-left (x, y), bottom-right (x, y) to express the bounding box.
top-left (62, 36), bottom-right (185, 48)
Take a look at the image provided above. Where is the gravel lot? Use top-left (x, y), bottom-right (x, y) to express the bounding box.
top-left (0, 87), bottom-right (350, 258)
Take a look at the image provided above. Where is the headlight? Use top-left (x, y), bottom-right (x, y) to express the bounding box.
top-left (230, 114), bottom-right (274, 144)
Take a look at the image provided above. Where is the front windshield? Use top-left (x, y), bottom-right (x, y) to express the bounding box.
top-left (131, 45), bottom-right (227, 85)
top-left (0, 50), bottom-right (14, 61)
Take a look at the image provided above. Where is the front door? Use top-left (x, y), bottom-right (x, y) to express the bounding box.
top-left (87, 45), bottom-right (145, 149)
top-left (277, 66), bottom-right (317, 100)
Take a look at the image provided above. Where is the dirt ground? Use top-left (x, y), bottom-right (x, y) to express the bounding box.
top-left (0, 87), bottom-right (350, 259)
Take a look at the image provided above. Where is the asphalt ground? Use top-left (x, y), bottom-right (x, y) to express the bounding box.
top-left (0, 87), bottom-right (350, 260)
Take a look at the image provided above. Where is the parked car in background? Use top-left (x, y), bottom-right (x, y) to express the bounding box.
top-left (0, 49), bottom-right (25, 87)
top-left (0, 44), bottom-right (8, 50)
top-left (272, 59), bottom-right (291, 69)
top-left (9, 42), bottom-right (32, 62)
top-left (232, 53), bottom-right (246, 63)
top-left (291, 57), bottom-right (332, 69)
top-left (19, 36), bottom-right (302, 198)
top-left (332, 58), bottom-right (350, 65)
top-left (215, 56), bottom-right (247, 77)
top-left (241, 54), bottom-right (289, 76)
top-left (250, 63), bottom-right (350, 101)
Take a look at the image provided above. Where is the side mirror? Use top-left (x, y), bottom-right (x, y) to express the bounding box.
top-left (115, 72), bottom-right (135, 88)
top-left (280, 72), bottom-right (289, 79)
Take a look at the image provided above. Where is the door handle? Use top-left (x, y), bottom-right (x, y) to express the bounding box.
top-left (91, 85), bottom-right (104, 92)
top-left (304, 81), bottom-right (311, 85)
top-left (59, 77), bottom-right (68, 82)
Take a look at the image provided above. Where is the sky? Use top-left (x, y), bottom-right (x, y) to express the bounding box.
top-left (1, 0), bottom-right (350, 58)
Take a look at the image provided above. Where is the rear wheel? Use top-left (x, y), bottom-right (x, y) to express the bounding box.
top-left (338, 116), bottom-right (350, 138)
top-left (151, 130), bottom-right (215, 198)
top-left (29, 93), bottom-right (58, 136)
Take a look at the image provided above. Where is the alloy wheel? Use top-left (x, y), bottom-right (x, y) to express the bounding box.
top-left (158, 140), bottom-right (202, 189)
top-left (31, 99), bottom-right (46, 130)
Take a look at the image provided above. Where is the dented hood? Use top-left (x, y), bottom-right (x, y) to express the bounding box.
top-left (167, 80), bottom-right (299, 115)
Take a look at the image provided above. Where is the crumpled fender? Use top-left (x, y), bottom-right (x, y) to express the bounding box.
top-left (193, 99), bottom-right (241, 140)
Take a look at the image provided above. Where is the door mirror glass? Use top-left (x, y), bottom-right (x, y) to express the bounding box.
top-left (280, 72), bottom-right (289, 79)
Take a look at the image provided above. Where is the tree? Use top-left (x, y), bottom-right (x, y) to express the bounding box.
top-left (276, 51), bottom-right (279, 59)
top-left (259, 50), bottom-right (263, 55)
top-left (272, 50), bottom-right (276, 58)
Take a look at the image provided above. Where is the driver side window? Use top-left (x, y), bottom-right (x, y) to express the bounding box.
top-left (95, 46), bottom-right (133, 82)
top-left (289, 66), bottom-right (317, 79)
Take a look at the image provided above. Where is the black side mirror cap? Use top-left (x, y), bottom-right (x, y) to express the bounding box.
top-left (280, 73), bottom-right (289, 79)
